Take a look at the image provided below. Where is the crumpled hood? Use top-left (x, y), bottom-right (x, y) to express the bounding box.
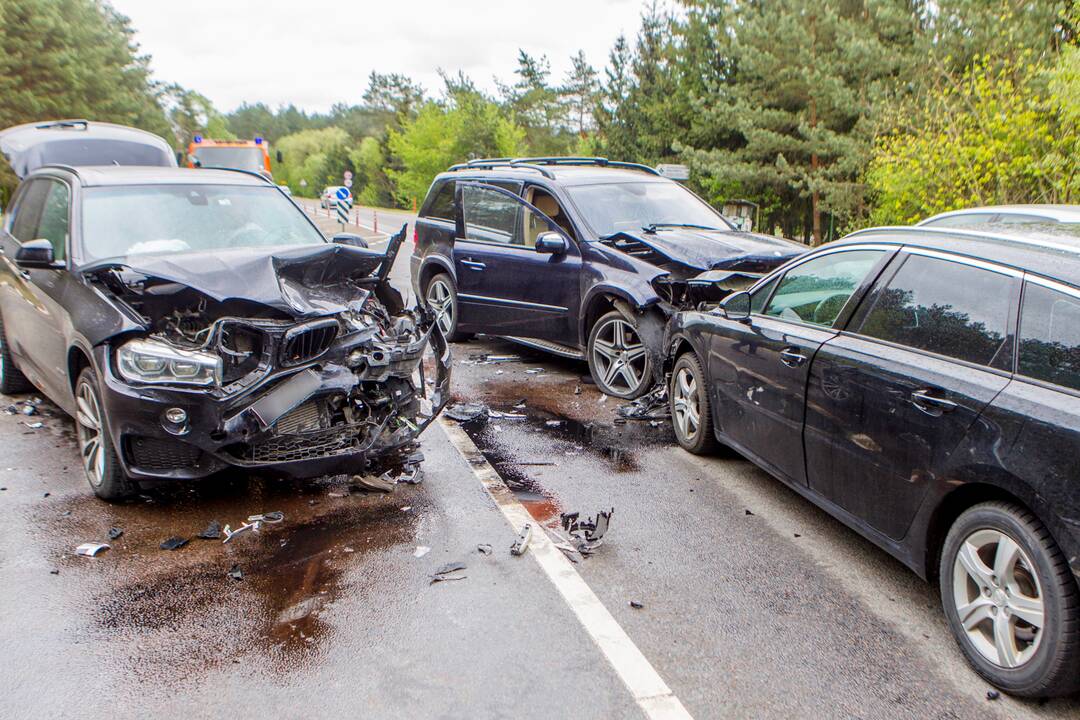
top-left (621, 227), bottom-right (805, 272)
top-left (81, 243), bottom-right (391, 317)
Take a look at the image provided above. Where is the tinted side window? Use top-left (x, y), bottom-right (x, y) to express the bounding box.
top-left (750, 276), bottom-right (779, 314)
top-left (35, 181), bottom-right (69, 261)
top-left (423, 181), bottom-right (455, 220)
top-left (461, 185), bottom-right (519, 245)
top-left (854, 254), bottom-right (1014, 367)
top-left (1018, 282), bottom-right (1080, 391)
top-left (10, 180), bottom-right (49, 242)
top-left (764, 250), bottom-right (884, 327)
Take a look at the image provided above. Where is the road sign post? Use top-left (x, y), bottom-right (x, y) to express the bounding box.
top-left (335, 187), bottom-right (351, 228)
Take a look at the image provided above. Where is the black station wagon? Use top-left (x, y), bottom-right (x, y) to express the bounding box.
top-left (666, 224), bottom-right (1080, 697)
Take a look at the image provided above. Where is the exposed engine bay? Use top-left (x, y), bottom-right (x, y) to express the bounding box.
top-left (81, 229), bottom-right (450, 481)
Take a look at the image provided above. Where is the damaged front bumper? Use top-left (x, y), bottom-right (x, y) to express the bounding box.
top-left (93, 321), bottom-right (451, 482)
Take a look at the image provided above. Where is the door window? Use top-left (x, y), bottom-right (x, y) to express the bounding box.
top-left (763, 250), bottom-right (885, 327)
top-left (9, 180), bottom-right (49, 242)
top-left (422, 181), bottom-right (455, 220)
top-left (461, 184), bottom-right (521, 246)
top-left (35, 181), bottom-right (69, 261)
top-left (853, 254), bottom-right (1015, 367)
top-left (1018, 282), bottom-right (1080, 391)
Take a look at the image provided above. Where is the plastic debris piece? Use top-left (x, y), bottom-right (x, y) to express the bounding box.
top-left (352, 473), bottom-right (396, 493)
top-left (510, 524), bottom-right (533, 556)
top-left (20, 405), bottom-right (36, 416)
top-left (107, 527), bottom-right (124, 541)
top-left (513, 399), bottom-right (527, 410)
top-left (545, 420), bottom-right (563, 428)
top-left (986, 690), bottom-right (1000, 701)
top-left (197, 520), bottom-right (222, 540)
top-left (561, 509), bottom-right (614, 554)
top-left (24, 421), bottom-right (44, 429)
top-left (477, 543), bottom-right (492, 555)
top-left (76, 542), bottom-right (110, 557)
top-left (343, 546), bottom-right (355, 553)
top-left (396, 465), bottom-right (423, 485)
top-left (400, 506), bottom-right (412, 512)
top-left (50, 569), bottom-right (59, 575)
top-left (525, 368), bottom-right (543, 374)
top-left (159, 536), bottom-right (188, 551)
top-left (413, 546), bottom-right (431, 558)
top-left (444, 402), bottom-right (489, 422)
top-left (430, 561), bottom-right (467, 584)
top-left (488, 410), bottom-right (526, 420)
top-left (227, 564), bottom-right (244, 581)
top-left (617, 385), bottom-right (670, 420)
top-left (574, 385), bottom-right (582, 395)
top-left (629, 600), bottom-right (644, 609)
top-left (745, 509), bottom-right (754, 516)
top-left (247, 511), bottom-right (283, 524)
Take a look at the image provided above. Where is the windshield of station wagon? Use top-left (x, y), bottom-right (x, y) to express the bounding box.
top-left (81, 185), bottom-right (324, 261)
top-left (565, 181), bottom-right (734, 237)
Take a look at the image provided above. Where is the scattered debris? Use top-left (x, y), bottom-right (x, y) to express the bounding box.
top-left (510, 524), bottom-right (533, 556)
top-left (513, 399), bottom-right (527, 410)
top-left (794, 533), bottom-right (801, 538)
top-left (545, 420), bottom-right (563, 428)
top-left (445, 402), bottom-right (489, 423)
top-left (159, 536), bottom-right (188, 551)
top-left (477, 543), bottom-right (492, 555)
top-left (745, 509), bottom-right (754, 516)
top-left (222, 511), bottom-right (284, 543)
top-left (986, 690), bottom-right (1000, 701)
top-left (42, 492), bottom-right (49, 498)
top-left (49, 569), bottom-right (59, 575)
top-left (430, 561), bottom-right (468, 584)
top-left (351, 473), bottom-right (396, 493)
top-left (106, 527), bottom-right (124, 541)
top-left (413, 546), bottom-right (431, 558)
top-left (396, 465), bottom-right (423, 485)
top-left (574, 385), bottom-right (582, 395)
top-left (75, 542), bottom-right (109, 557)
top-left (525, 368), bottom-right (543, 374)
top-left (561, 509), bottom-right (614, 555)
top-left (617, 385), bottom-right (669, 420)
top-left (468, 353), bottom-right (521, 365)
top-left (342, 546), bottom-right (355, 553)
top-left (197, 520), bottom-right (222, 540)
top-left (489, 410), bottom-right (526, 420)
top-left (20, 404), bottom-right (36, 416)
top-left (23, 421), bottom-right (44, 429)
top-left (629, 600), bottom-right (644, 609)
top-left (227, 564), bottom-right (244, 581)
top-left (400, 506), bottom-right (412, 512)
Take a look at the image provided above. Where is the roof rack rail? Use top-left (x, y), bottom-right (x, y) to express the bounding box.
top-left (35, 119), bottom-right (89, 131)
top-left (447, 156), bottom-right (661, 179)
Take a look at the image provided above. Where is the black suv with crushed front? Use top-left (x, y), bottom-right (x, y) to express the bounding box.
top-left (409, 157), bottom-right (805, 398)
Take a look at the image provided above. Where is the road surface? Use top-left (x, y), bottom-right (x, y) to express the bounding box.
top-left (1, 205), bottom-right (1077, 719)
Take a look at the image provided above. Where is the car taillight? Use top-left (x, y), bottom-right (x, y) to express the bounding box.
top-left (413, 226), bottom-right (419, 248)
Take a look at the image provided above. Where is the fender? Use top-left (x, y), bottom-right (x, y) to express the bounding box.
top-left (418, 254), bottom-right (457, 289)
top-left (578, 282), bottom-right (661, 347)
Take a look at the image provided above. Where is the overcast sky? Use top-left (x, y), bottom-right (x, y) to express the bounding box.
top-left (110, 0), bottom-right (648, 114)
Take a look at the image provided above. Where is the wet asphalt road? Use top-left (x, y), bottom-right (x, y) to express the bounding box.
top-left (1, 206), bottom-right (1078, 718)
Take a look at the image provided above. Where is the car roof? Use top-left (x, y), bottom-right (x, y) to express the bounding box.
top-left (838, 225), bottom-right (1080, 286)
top-left (437, 165), bottom-right (670, 187)
top-left (0, 119), bottom-right (175, 179)
top-left (917, 205), bottom-right (1080, 225)
top-left (40, 165), bottom-right (273, 188)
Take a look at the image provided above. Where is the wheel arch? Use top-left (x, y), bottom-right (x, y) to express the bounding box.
top-left (67, 343), bottom-right (94, 394)
top-left (418, 257), bottom-right (455, 295)
top-left (579, 286), bottom-right (654, 348)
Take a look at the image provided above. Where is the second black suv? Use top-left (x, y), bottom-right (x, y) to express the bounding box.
top-left (410, 157), bottom-right (805, 397)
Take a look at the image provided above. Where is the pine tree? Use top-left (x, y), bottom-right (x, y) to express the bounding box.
top-left (562, 50), bottom-right (598, 136)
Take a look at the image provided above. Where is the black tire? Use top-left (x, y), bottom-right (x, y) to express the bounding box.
top-left (587, 310), bottom-right (652, 399)
top-left (939, 501), bottom-right (1080, 697)
top-left (0, 315), bottom-right (33, 395)
top-left (669, 352), bottom-right (717, 454)
top-left (425, 273), bottom-right (471, 342)
top-left (74, 367), bottom-right (134, 501)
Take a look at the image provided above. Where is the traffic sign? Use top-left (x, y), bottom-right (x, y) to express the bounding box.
top-left (343, 170), bottom-right (353, 181)
top-left (299, 179), bottom-right (307, 187)
top-left (335, 187), bottom-right (350, 201)
top-left (336, 195), bottom-right (352, 226)
top-left (344, 178), bottom-right (353, 189)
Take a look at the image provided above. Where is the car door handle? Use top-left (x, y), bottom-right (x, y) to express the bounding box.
top-left (779, 348), bottom-right (807, 368)
top-left (910, 390), bottom-right (957, 415)
top-left (460, 259), bottom-right (486, 270)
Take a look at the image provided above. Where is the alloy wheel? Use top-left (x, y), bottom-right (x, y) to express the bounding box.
top-left (591, 317), bottom-right (648, 394)
top-left (426, 279), bottom-right (454, 336)
top-left (75, 381), bottom-right (106, 488)
top-left (671, 366), bottom-right (700, 441)
top-left (952, 528), bottom-right (1045, 669)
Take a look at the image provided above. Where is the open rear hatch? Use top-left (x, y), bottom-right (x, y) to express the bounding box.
top-left (0, 119), bottom-right (176, 179)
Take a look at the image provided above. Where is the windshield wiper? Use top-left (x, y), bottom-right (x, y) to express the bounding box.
top-left (642, 222), bottom-right (727, 233)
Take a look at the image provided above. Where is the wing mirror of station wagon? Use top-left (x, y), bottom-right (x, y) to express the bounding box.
top-left (535, 231), bottom-right (568, 255)
top-left (719, 290), bottom-right (751, 322)
top-left (14, 239), bottom-right (59, 269)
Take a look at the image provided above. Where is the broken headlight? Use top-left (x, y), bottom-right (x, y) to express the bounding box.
top-left (117, 338), bottom-right (222, 387)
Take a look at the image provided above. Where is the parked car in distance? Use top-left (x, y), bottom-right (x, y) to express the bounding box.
top-left (410, 157), bottom-right (805, 398)
top-left (666, 224), bottom-right (1080, 697)
top-left (321, 185), bottom-right (350, 208)
top-left (918, 204), bottom-right (1080, 228)
top-left (0, 121), bottom-right (449, 501)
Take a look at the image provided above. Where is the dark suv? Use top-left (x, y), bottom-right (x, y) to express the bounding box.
top-left (667, 224), bottom-right (1080, 697)
top-left (409, 157), bottom-right (804, 398)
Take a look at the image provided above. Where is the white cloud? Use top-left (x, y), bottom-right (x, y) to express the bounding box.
top-left (111, 0), bottom-right (648, 113)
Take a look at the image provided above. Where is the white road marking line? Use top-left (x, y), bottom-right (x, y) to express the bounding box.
top-left (439, 418), bottom-right (695, 720)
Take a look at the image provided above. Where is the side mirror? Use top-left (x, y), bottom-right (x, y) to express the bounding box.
top-left (535, 231), bottom-right (568, 255)
top-left (332, 233), bottom-right (369, 249)
top-left (720, 290), bottom-right (751, 322)
top-left (15, 239), bottom-right (57, 269)
top-left (276, 150), bottom-right (283, 164)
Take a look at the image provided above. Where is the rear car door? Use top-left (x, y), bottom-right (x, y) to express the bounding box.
top-left (804, 250), bottom-right (1019, 540)
top-left (0, 177), bottom-right (73, 399)
top-left (453, 182), bottom-right (580, 341)
top-left (708, 248), bottom-right (889, 485)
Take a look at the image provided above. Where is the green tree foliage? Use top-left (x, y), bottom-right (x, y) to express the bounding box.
top-left (868, 52), bottom-right (1080, 224)
top-left (272, 127), bottom-right (351, 196)
top-left (0, 0), bottom-right (171, 198)
top-left (163, 85), bottom-right (235, 147)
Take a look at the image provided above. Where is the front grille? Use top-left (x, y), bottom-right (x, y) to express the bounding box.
top-left (225, 423), bottom-right (368, 464)
top-left (281, 319), bottom-right (338, 366)
top-left (126, 436), bottom-right (205, 471)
